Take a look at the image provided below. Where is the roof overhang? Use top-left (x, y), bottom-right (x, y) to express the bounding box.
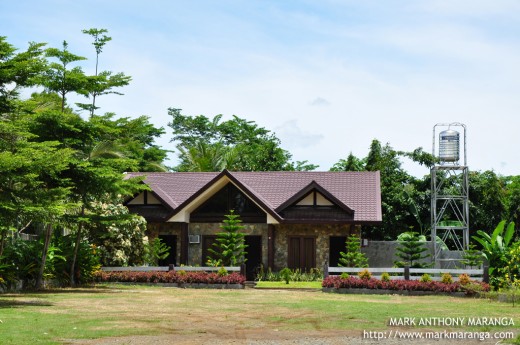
top-left (167, 170), bottom-right (281, 224)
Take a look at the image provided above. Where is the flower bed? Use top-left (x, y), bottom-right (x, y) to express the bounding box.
top-left (322, 276), bottom-right (490, 295)
top-left (94, 271), bottom-right (246, 287)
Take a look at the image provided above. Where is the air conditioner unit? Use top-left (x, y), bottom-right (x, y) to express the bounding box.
top-left (188, 235), bottom-right (200, 244)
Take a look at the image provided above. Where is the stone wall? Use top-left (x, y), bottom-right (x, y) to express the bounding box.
top-left (273, 224), bottom-right (359, 271)
top-left (188, 223), bottom-right (268, 266)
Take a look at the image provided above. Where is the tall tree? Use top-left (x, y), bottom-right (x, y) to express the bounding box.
top-left (78, 29), bottom-right (131, 116)
top-left (0, 37), bottom-right (47, 113)
top-left (168, 108), bottom-right (300, 171)
top-left (42, 41), bottom-right (87, 112)
top-left (330, 152), bottom-right (365, 171)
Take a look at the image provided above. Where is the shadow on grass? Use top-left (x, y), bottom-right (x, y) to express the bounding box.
top-left (0, 299), bottom-right (54, 308)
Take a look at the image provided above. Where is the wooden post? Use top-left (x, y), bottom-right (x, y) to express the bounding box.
top-left (168, 264), bottom-right (175, 272)
top-left (404, 265), bottom-right (410, 281)
top-left (483, 265), bottom-right (489, 284)
top-left (240, 263), bottom-right (246, 277)
top-left (323, 265), bottom-right (329, 278)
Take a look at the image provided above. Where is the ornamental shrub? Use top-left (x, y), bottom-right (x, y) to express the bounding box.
top-left (321, 275), bottom-right (490, 294)
top-left (93, 271), bottom-right (246, 285)
top-left (338, 234), bottom-right (368, 268)
top-left (340, 272), bottom-right (350, 279)
top-left (217, 267), bottom-right (228, 277)
top-left (208, 210), bottom-right (248, 267)
top-left (441, 273), bottom-right (453, 284)
top-left (458, 273), bottom-right (471, 285)
top-left (381, 272), bottom-right (390, 282)
top-left (280, 267), bottom-right (291, 284)
top-left (358, 269), bottom-right (372, 280)
top-left (420, 274), bottom-right (432, 283)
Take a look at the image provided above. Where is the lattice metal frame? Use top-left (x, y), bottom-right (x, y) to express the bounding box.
top-left (431, 123), bottom-right (469, 267)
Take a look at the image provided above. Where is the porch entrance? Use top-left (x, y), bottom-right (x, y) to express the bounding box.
top-left (244, 235), bottom-right (262, 280)
top-left (287, 236), bottom-right (316, 271)
top-left (158, 235), bottom-right (177, 266)
top-left (329, 236), bottom-right (347, 267)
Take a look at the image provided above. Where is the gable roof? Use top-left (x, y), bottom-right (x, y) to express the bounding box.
top-left (125, 170), bottom-right (382, 224)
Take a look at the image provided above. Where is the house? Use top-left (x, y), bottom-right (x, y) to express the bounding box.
top-left (124, 170), bottom-right (381, 279)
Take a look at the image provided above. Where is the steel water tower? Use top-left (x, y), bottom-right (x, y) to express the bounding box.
top-left (431, 123), bottom-right (469, 267)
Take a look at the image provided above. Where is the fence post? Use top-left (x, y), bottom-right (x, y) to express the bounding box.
top-left (404, 265), bottom-right (410, 281)
top-left (240, 263), bottom-right (246, 277)
top-left (483, 265), bottom-right (489, 284)
top-left (323, 265), bottom-right (329, 278)
top-left (168, 264), bottom-right (175, 272)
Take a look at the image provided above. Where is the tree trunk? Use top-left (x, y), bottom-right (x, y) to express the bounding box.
top-left (36, 223), bottom-right (53, 290)
top-left (69, 205), bottom-right (85, 287)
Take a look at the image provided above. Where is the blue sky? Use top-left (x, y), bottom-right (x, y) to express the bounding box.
top-left (2, 1), bottom-right (520, 176)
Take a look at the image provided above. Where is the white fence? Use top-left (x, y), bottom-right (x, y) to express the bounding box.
top-left (101, 266), bottom-right (242, 273)
top-left (326, 266), bottom-right (488, 282)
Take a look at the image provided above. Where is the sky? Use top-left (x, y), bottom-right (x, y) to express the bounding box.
top-left (2, 0), bottom-right (520, 177)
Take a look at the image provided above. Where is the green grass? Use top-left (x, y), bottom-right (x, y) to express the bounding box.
top-left (255, 281), bottom-right (322, 289)
top-left (0, 284), bottom-right (518, 344)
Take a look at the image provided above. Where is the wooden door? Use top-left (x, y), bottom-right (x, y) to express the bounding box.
top-left (287, 236), bottom-right (316, 271)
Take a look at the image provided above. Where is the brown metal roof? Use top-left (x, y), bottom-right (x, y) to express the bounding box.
top-left (126, 170), bottom-right (382, 223)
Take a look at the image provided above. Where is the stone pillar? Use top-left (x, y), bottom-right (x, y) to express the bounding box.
top-left (180, 223), bottom-right (188, 265)
top-left (268, 224), bottom-right (275, 270)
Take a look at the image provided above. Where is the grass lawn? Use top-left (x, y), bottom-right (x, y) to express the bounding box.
top-left (255, 281), bottom-right (322, 289)
top-left (0, 284), bottom-right (518, 344)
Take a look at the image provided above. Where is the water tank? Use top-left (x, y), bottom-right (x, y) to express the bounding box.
top-left (439, 129), bottom-right (460, 162)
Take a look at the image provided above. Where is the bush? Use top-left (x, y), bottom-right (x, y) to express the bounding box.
top-left (322, 275), bottom-right (490, 295)
top-left (441, 273), bottom-right (453, 284)
top-left (420, 274), bottom-right (432, 283)
top-left (217, 267), bottom-right (228, 277)
top-left (358, 269), bottom-right (372, 280)
top-left (279, 267), bottom-right (291, 284)
top-left (94, 270), bottom-right (246, 285)
top-left (256, 267), bottom-right (323, 282)
top-left (458, 273), bottom-right (471, 285)
top-left (381, 272), bottom-right (390, 282)
top-left (340, 272), bottom-right (350, 279)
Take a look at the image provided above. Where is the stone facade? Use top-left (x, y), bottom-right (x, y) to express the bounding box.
top-left (187, 223), bottom-right (268, 267)
top-left (147, 222), bottom-right (184, 265)
top-left (146, 221), bottom-right (366, 271)
top-left (272, 224), bottom-right (359, 271)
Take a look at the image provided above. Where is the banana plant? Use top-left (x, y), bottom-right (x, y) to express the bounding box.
top-left (473, 220), bottom-right (516, 275)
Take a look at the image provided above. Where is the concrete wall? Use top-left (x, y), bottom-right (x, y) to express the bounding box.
top-left (361, 240), bottom-right (465, 268)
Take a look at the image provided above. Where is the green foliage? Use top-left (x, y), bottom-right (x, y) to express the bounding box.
top-left (394, 231), bottom-right (431, 268)
top-left (280, 267), bottom-right (291, 284)
top-left (419, 274), bottom-right (432, 283)
top-left (168, 109), bottom-right (307, 171)
top-left (340, 272), bottom-right (351, 279)
top-left (256, 267), bottom-right (323, 282)
top-left (338, 234), bottom-right (368, 268)
top-left (53, 234), bottom-right (101, 286)
top-left (208, 210), bottom-right (248, 267)
top-left (473, 220), bottom-right (516, 287)
top-left (144, 238), bottom-right (170, 266)
top-left (217, 267), bottom-right (228, 277)
top-left (461, 243), bottom-right (483, 268)
top-left (380, 272), bottom-right (390, 282)
top-left (42, 40), bottom-right (88, 112)
top-left (88, 202), bottom-right (148, 266)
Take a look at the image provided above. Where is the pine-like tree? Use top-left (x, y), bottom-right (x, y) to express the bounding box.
top-left (394, 232), bottom-right (431, 268)
top-left (338, 234), bottom-right (369, 268)
top-left (208, 210), bottom-right (248, 266)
